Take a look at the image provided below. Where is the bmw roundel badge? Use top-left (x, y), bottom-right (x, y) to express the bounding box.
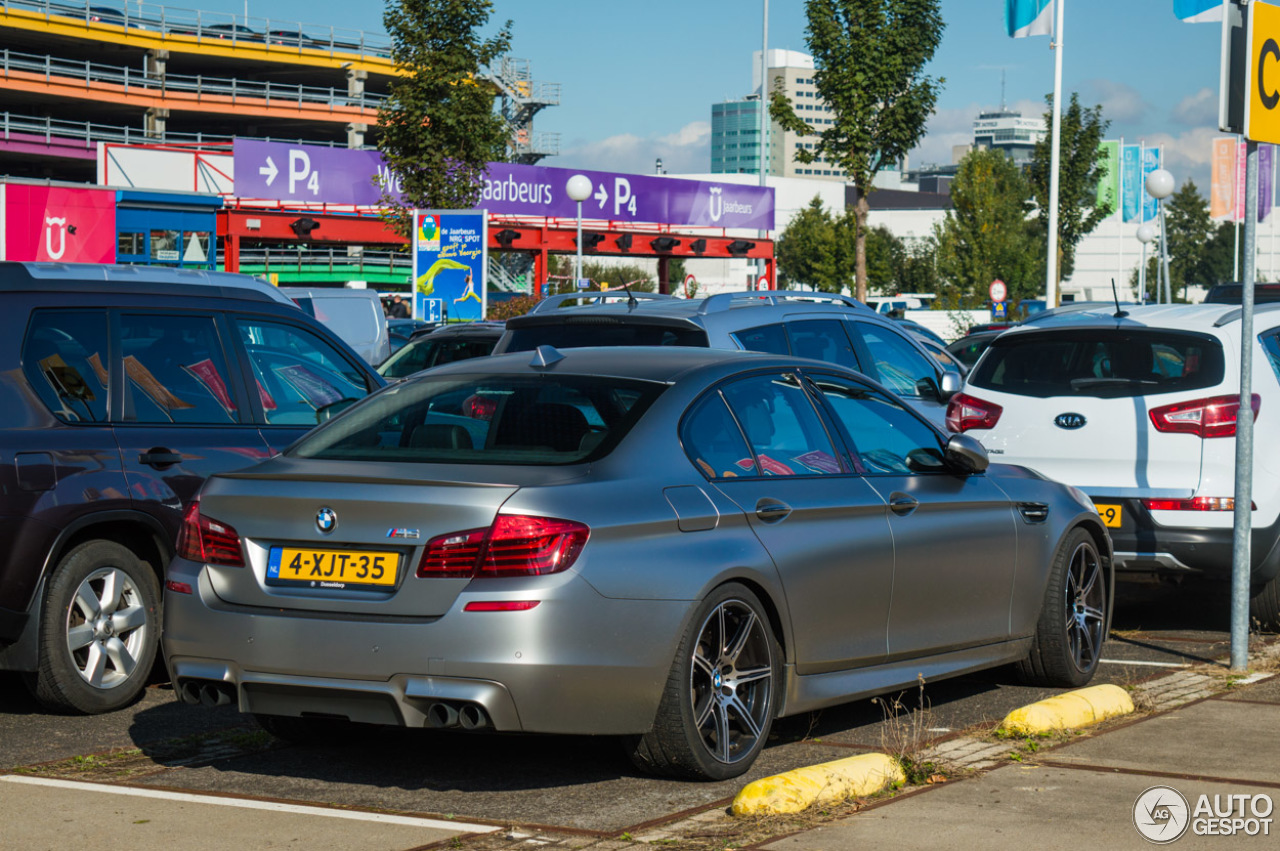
top-left (1054, 413), bottom-right (1087, 430)
top-left (316, 507), bottom-right (337, 533)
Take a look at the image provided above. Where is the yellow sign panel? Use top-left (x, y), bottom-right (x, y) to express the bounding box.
top-left (1247, 1), bottom-right (1280, 143)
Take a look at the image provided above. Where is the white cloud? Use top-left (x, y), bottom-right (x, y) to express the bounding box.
top-left (1172, 88), bottom-right (1217, 127)
top-left (553, 121), bottom-right (711, 175)
top-left (1079, 79), bottom-right (1148, 124)
top-left (1138, 127), bottom-right (1222, 196)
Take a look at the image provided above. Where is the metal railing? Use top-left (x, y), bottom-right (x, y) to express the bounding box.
top-left (0, 47), bottom-right (386, 109)
top-left (231, 246), bottom-right (411, 273)
top-left (0, 110), bottom-right (366, 148)
top-left (3, 0), bottom-right (393, 58)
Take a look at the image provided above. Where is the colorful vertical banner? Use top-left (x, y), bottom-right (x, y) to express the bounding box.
top-left (1122, 145), bottom-right (1142, 222)
top-left (1237, 139), bottom-right (1248, 223)
top-left (1172, 0), bottom-right (1223, 23)
top-left (1141, 148), bottom-right (1161, 223)
top-left (1211, 137), bottom-right (1237, 220)
top-left (1097, 141), bottom-right (1120, 214)
top-left (1261, 144), bottom-right (1275, 223)
top-left (412, 210), bottom-right (488, 323)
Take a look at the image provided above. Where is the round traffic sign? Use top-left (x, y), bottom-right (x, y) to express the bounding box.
top-left (989, 279), bottom-right (1007, 302)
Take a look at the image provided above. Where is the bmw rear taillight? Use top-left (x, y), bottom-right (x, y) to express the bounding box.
top-left (1149, 394), bottom-right (1260, 438)
top-left (176, 500), bottom-right (245, 567)
top-left (417, 515), bottom-right (589, 579)
top-left (945, 392), bottom-right (1003, 432)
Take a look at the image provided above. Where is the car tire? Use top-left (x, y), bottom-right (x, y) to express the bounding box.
top-left (625, 582), bottom-right (779, 781)
top-left (254, 713), bottom-right (348, 744)
top-left (1250, 574), bottom-right (1280, 631)
top-left (26, 540), bottom-right (160, 714)
top-left (1017, 528), bottom-right (1107, 688)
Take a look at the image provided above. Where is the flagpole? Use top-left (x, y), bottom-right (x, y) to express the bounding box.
top-left (1045, 0), bottom-right (1065, 307)
top-left (1118, 135), bottom-right (1125, 295)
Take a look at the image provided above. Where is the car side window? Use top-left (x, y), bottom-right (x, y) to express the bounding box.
top-left (22, 310), bottom-right (110, 423)
top-left (719, 372), bottom-right (843, 476)
top-left (786, 319), bottom-right (861, 371)
top-left (1261, 332), bottom-right (1280, 384)
top-left (680, 390), bottom-right (755, 478)
top-left (121, 313), bottom-right (241, 424)
top-left (851, 321), bottom-right (938, 398)
top-left (235, 318), bottom-right (371, 426)
top-left (809, 373), bottom-right (948, 475)
top-left (732, 323), bottom-right (790, 355)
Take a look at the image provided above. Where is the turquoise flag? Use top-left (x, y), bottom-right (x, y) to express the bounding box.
top-left (1173, 0), bottom-right (1223, 23)
top-left (1006, 0), bottom-right (1053, 38)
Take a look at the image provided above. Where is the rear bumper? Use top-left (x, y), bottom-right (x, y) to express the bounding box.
top-left (162, 557), bottom-right (691, 735)
top-left (1099, 498), bottom-right (1280, 585)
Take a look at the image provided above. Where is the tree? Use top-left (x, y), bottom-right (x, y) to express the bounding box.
top-left (1164, 180), bottom-right (1218, 298)
top-left (934, 148), bottom-right (1042, 303)
top-left (774, 196), bottom-right (849, 291)
top-left (770, 0), bottom-right (945, 302)
top-left (377, 0), bottom-right (512, 236)
top-left (1028, 92), bottom-right (1111, 288)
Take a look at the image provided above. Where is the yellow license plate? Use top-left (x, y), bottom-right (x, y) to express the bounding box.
top-left (1094, 503), bottom-right (1122, 528)
top-left (267, 547), bottom-right (400, 588)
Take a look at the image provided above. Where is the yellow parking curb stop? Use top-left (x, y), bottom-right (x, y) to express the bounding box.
top-left (999, 684), bottom-right (1135, 735)
top-left (731, 752), bottom-right (905, 816)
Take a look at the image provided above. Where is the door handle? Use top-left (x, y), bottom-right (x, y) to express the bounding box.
top-left (139, 448), bottom-right (183, 468)
top-left (755, 499), bottom-right (792, 523)
top-left (888, 493), bottom-right (919, 517)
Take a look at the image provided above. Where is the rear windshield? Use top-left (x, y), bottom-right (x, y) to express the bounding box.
top-left (502, 320), bottom-right (708, 352)
top-left (968, 329), bottom-right (1225, 399)
top-left (291, 374), bottom-right (665, 465)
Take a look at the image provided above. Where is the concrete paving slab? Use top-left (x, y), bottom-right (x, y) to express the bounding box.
top-left (1219, 676), bottom-right (1280, 704)
top-left (0, 775), bottom-right (491, 851)
top-left (1040, 700), bottom-right (1280, 785)
top-left (762, 765), bottom-right (1277, 851)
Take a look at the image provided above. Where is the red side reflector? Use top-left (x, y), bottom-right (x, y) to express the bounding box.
top-left (164, 580), bottom-right (193, 595)
top-left (463, 601), bottom-right (541, 612)
top-left (1143, 497), bottom-right (1255, 511)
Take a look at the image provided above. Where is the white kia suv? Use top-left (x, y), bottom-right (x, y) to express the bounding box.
top-left (946, 303), bottom-right (1280, 628)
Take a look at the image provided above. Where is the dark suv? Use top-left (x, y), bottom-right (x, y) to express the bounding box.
top-left (0, 262), bottom-right (384, 713)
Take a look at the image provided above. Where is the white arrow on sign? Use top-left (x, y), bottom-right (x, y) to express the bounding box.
top-left (259, 157), bottom-right (279, 186)
top-left (594, 183), bottom-right (608, 209)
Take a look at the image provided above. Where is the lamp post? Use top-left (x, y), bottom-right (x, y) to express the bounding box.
top-left (565, 174), bottom-right (593, 292)
top-left (1146, 168), bottom-right (1176, 304)
top-left (1136, 223), bottom-right (1156, 303)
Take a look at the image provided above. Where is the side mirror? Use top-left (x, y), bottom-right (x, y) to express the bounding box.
top-left (945, 433), bottom-right (989, 474)
top-left (939, 371), bottom-right (963, 401)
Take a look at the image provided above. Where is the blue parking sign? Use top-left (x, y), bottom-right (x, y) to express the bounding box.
top-left (992, 301), bottom-right (1008, 320)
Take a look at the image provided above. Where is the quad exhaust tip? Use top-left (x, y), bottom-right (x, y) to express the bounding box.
top-left (425, 701), bottom-right (491, 730)
top-left (177, 678), bottom-right (236, 707)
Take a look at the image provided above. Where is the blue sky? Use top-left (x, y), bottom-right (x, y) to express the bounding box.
top-left (193, 0), bottom-right (1227, 191)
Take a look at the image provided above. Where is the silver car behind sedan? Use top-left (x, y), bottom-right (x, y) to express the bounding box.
top-left (163, 347), bottom-right (1112, 781)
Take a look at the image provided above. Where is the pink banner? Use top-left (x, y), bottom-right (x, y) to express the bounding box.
top-left (2, 184), bottom-right (116, 262)
top-left (1236, 140), bottom-right (1248, 224)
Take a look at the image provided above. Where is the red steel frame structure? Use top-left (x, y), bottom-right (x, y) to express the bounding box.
top-left (217, 207), bottom-right (776, 293)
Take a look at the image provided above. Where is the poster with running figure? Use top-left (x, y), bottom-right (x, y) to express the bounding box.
top-left (412, 210), bottom-right (488, 323)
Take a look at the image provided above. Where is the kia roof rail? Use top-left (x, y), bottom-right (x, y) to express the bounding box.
top-left (1212, 302), bottom-right (1280, 327)
top-left (697, 290), bottom-right (869, 315)
top-left (526, 291), bottom-right (674, 314)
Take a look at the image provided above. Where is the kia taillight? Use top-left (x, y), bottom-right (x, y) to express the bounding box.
top-left (176, 500), bottom-right (245, 567)
top-left (945, 392), bottom-right (1003, 432)
top-left (417, 515), bottom-right (589, 579)
top-left (1149, 394), bottom-right (1260, 438)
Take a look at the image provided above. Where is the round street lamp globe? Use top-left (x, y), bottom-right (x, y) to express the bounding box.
top-left (1146, 168), bottom-right (1175, 201)
top-left (1136, 223), bottom-right (1157, 245)
top-left (566, 175), bottom-right (593, 202)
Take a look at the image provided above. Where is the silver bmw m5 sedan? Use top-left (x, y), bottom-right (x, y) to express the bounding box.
top-left (162, 346), bottom-right (1112, 781)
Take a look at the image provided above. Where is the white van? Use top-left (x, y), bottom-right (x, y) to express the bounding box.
top-left (278, 287), bottom-right (390, 366)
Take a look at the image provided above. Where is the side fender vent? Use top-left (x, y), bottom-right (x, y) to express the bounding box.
top-left (1018, 502), bottom-right (1050, 524)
